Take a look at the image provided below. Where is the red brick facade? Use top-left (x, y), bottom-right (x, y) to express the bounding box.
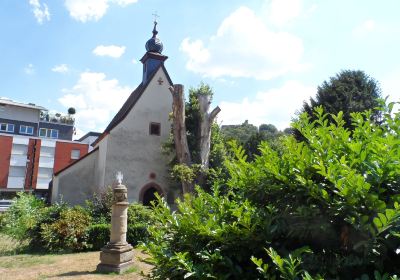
top-left (54, 142), bottom-right (88, 174)
top-left (0, 136), bottom-right (13, 188)
top-left (0, 135), bottom-right (89, 191)
top-left (25, 139), bottom-right (41, 190)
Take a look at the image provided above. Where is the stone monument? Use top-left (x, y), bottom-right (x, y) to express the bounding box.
top-left (97, 172), bottom-right (134, 273)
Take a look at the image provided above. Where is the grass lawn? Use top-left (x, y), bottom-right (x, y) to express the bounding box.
top-left (0, 234), bottom-right (153, 280)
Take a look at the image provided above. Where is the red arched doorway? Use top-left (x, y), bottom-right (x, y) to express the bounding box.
top-left (139, 183), bottom-right (164, 206)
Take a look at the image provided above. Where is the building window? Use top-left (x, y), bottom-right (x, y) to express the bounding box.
top-left (149, 122), bottom-right (161, 136)
top-left (71, 149), bottom-right (80, 160)
top-left (39, 128), bottom-right (59, 139)
top-left (19, 125), bottom-right (34, 135)
top-left (39, 128), bottom-right (46, 137)
top-left (0, 123), bottom-right (14, 133)
top-left (50, 129), bottom-right (58, 139)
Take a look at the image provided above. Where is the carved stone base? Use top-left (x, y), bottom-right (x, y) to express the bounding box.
top-left (96, 243), bottom-right (134, 274)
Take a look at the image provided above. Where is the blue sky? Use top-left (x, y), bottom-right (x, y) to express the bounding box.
top-left (1, 0), bottom-right (399, 137)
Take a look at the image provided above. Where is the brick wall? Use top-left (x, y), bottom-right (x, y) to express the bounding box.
top-left (54, 142), bottom-right (88, 174)
top-left (25, 139), bottom-right (41, 189)
top-left (0, 136), bottom-right (13, 188)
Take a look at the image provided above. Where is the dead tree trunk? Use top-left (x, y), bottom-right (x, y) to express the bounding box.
top-left (196, 95), bottom-right (221, 186)
top-left (169, 84), bottom-right (194, 194)
top-left (198, 94), bottom-right (221, 168)
top-left (169, 84), bottom-right (221, 194)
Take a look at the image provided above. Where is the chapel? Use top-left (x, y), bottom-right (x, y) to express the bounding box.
top-left (51, 21), bottom-right (177, 205)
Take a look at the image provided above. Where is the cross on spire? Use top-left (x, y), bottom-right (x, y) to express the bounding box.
top-left (152, 11), bottom-right (159, 23)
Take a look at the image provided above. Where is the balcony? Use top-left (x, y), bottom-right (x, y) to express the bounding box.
top-left (7, 176), bottom-right (25, 189)
top-left (9, 155), bottom-right (28, 166)
top-left (36, 178), bottom-right (51, 189)
top-left (40, 111), bottom-right (75, 126)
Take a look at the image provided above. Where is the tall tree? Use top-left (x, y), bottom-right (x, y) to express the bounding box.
top-left (301, 70), bottom-right (382, 129)
top-left (169, 83), bottom-right (221, 194)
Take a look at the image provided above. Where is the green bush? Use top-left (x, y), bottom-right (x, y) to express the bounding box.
top-left (144, 103), bottom-right (400, 279)
top-left (88, 223), bottom-right (110, 250)
top-left (85, 187), bottom-right (113, 224)
top-left (28, 201), bottom-right (68, 251)
top-left (127, 223), bottom-right (149, 246)
top-left (0, 192), bottom-right (45, 240)
top-left (144, 190), bottom-right (272, 279)
top-left (127, 203), bottom-right (155, 245)
top-left (40, 206), bottom-right (91, 252)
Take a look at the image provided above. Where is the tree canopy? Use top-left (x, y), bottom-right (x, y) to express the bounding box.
top-left (301, 70), bottom-right (382, 129)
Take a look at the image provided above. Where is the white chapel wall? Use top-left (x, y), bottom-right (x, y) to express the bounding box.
top-left (104, 67), bottom-right (174, 202)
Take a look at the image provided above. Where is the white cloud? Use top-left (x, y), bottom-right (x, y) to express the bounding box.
top-left (51, 64), bottom-right (69, 73)
top-left (180, 6), bottom-right (307, 80)
top-left (381, 71), bottom-right (400, 103)
top-left (267, 0), bottom-right (302, 26)
top-left (353, 19), bottom-right (377, 37)
top-left (131, 59), bottom-right (138, 64)
top-left (24, 64), bottom-right (35, 75)
top-left (58, 72), bottom-right (133, 133)
top-left (29, 0), bottom-right (50, 24)
top-left (111, 0), bottom-right (137, 6)
top-left (93, 45), bottom-right (126, 58)
top-left (64, 0), bottom-right (137, 22)
top-left (219, 80), bottom-right (316, 129)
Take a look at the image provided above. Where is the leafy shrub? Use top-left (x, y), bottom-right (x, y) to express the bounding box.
top-left (127, 203), bottom-right (155, 245)
top-left (0, 192), bottom-right (45, 240)
top-left (127, 223), bottom-right (149, 246)
top-left (128, 203), bottom-right (155, 224)
top-left (40, 206), bottom-right (91, 252)
top-left (28, 201), bottom-right (68, 250)
top-left (85, 187), bottom-right (113, 224)
top-left (88, 223), bottom-right (110, 250)
top-left (144, 190), bottom-right (274, 279)
top-left (145, 103), bottom-right (400, 279)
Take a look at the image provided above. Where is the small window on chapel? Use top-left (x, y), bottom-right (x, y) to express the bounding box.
top-left (149, 122), bottom-right (161, 136)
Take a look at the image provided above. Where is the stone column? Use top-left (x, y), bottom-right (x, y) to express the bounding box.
top-left (97, 182), bottom-right (134, 274)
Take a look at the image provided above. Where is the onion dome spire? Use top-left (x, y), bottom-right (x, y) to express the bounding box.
top-left (145, 20), bottom-right (163, 53)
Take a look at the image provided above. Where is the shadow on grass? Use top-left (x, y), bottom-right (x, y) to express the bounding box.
top-left (53, 271), bottom-right (98, 277)
top-left (53, 265), bottom-right (139, 277)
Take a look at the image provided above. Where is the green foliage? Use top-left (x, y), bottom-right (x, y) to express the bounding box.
top-left (127, 203), bottom-right (156, 245)
top-left (28, 201), bottom-right (68, 250)
top-left (145, 102), bottom-right (400, 279)
top-left (127, 203), bottom-right (155, 225)
top-left (221, 120), bottom-right (258, 145)
top-left (301, 70), bottom-right (382, 129)
top-left (0, 192), bottom-right (45, 240)
top-left (85, 186), bottom-right (113, 224)
top-left (144, 189), bottom-right (275, 279)
top-left (40, 206), bottom-right (91, 252)
top-left (88, 223), bottom-right (110, 250)
top-left (186, 82), bottom-right (213, 163)
top-left (127, 224), bottom-right (149, 246)
top-left (166, 82), bottom-right (229, 190)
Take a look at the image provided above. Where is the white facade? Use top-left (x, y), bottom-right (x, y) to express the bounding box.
top-left (0, 103), bottom-right (40, 123)
top-left (102, 67), bottom-right (173, 201)
top-left (7, 137), bottom-right (29, 189)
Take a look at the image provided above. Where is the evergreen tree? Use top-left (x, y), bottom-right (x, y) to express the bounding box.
top-left (301, 70), bottom-right (382, 129)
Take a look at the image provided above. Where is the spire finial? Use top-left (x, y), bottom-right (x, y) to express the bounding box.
top-left (145, 12), bottom-right (163, 53)
top-left (152, 12), bottom-right (159, 37)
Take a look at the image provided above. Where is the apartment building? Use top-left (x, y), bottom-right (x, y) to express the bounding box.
top-left (0, 98), bottom-right (89, 199)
